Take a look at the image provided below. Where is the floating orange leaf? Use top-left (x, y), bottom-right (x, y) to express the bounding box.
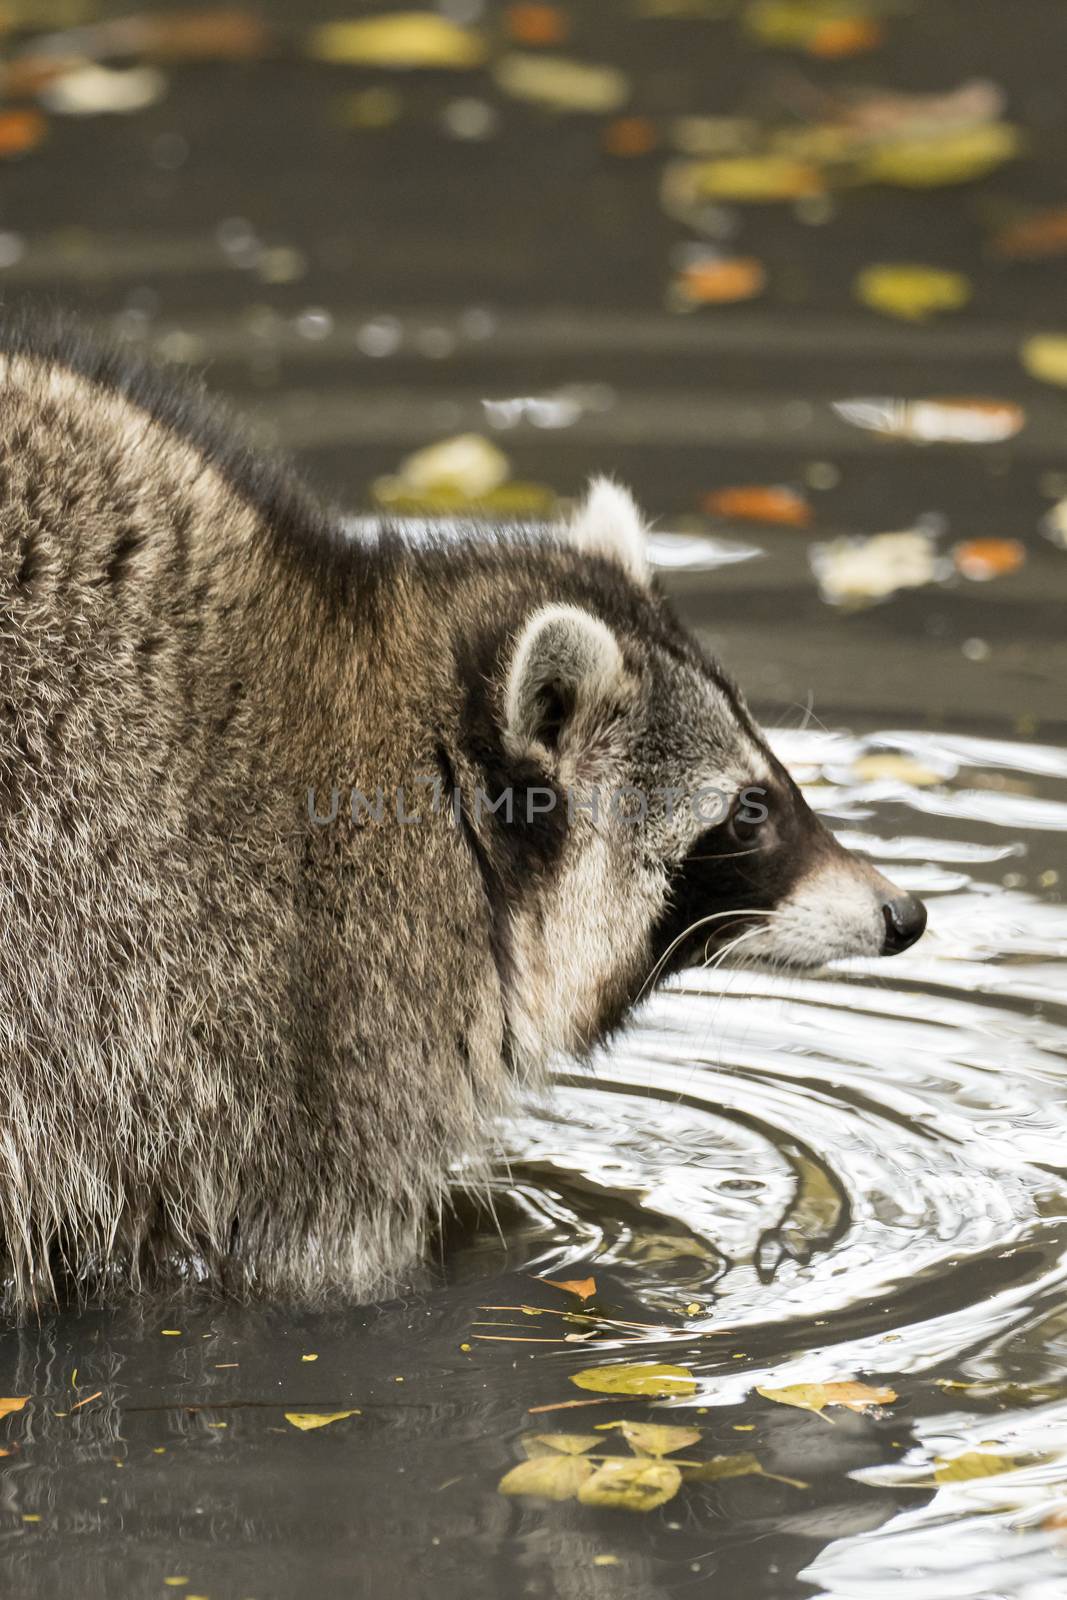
top-left (543, 1276), bottom-right (597, 1300)
top-left (506, 3), bottom-right (570, 44)
top-left (757, 1380), bottom-right (897, 1418)
top-left (808, 16), bottom-right (884, 55)
top-left (131, 9), bottom-right (270, 60)
top-left (0, 110), bottom-right (45, 157)
top-left (992, 207), bottom-right (1067, 261)
top-left (676, 256), bottom-right (766, 304)
top-left (953, 538), bottom-right (1026, 581)
top-left (603, 115), bottom-right (658, 157)
top-left (702, 485), bottom-right (812, 526)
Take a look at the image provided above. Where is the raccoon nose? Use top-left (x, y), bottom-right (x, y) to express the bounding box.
top-left (881, 892), bottom-right (927, 955)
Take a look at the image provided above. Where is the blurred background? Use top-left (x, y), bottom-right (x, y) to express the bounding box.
top-left (1, 0), bottom-right (1065, 730)
top-left (3, 6), bottom-right (1067, 1600)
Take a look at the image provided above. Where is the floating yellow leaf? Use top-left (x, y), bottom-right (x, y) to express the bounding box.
top-left (855, 263), bottom-right (971, 322)
top-left (284, 1410), bottom-right (361, 1431)
top-left (0, 1398), bottom-right (28, 1420)
top-left (953, 538), bottom-right (1026, 581)
top-left (853, 754), bottom-right (942, 786)
top-left (1021, 334), bottom-right (1067, 389)
top-left (307, 14), bottom-right (487, 69)
top-left (571, 1363), bottom-right (697, 1398)
top-left (598, 1420), bottom-right (702, 1457)
top-left (745, 1), bottom-right (884, 55)
top-left (934, 1451), bottom-right (1016, 1484)
top-left (493, 53), bottom-right (629, 113)
top-left (543, 1276), bottom-right (597, 1300)
top-left (860, 123), bottom-right (1021, 187)
top-left (757, 1381), bottom-right (897, 1417)
top-left (499, 1453), bottom-right (594, 1500)
top-left (578, 1457), bottom-right (682, 1511)
top-left (684, 154), bottom-right (823, 201)
top-left (523, 1433), bottom-right (601, 1456)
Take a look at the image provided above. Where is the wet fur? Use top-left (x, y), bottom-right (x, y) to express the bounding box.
top-left (0, 313), bottom-right (901, 1312)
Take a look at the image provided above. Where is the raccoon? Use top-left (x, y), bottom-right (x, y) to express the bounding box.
top-left (0, 315), bottom-right (925, 1312)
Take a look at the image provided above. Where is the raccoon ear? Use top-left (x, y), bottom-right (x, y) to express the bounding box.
top-left (568, 477), bottom-right (649, 584)
top-left (505, 603), bottom-right (627, 755)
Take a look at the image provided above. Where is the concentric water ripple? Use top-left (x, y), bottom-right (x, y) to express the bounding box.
top-left (496, 725), bottom-right (1067, 1598)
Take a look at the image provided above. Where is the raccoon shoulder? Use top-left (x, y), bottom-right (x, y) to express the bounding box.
top-left (0, 310), bottom-right (374, 605)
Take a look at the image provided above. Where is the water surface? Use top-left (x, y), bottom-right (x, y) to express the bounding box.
top-left (0, 1), bottom-right (1066, 1596)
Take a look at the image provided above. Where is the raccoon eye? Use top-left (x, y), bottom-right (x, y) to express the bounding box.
top-left (727, 793), bottom-right (764, 848)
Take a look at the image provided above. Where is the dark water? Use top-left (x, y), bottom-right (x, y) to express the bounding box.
top-left (1, 2), bottom-right (1067, 1596)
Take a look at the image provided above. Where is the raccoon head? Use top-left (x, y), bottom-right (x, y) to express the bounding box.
top-left (463, 479), bottom-right (926, 1068)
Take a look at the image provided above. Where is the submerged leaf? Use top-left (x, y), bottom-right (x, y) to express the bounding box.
top-left (757, 1381), bottom-right (897, 1417)
top-left (599, 1420), bottom-right (702, 1456)
top-left (855, 263), bottom-right (971, 322)
top-left (499, 1453), bottom-right (593, 1500)
top-left (523, 1433), bottom-right (601, 1457)
top-left (284, 1410), bottom-right (360, 1431)
top-left (683, 1451), bottom-right (812, 1489)
top-left (571, 1363), bottom-right (697, 1398)
top-left (578, 1457), bottom-right (682, 1511)
top-left (307, 14), bottom-right (487, 69)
